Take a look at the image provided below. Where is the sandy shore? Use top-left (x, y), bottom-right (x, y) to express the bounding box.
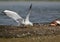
top-left (0, 23), bottom-right (60, 38)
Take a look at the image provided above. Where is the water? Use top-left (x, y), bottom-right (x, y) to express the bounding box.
top-left (0, 1), bottom-right (60, 25)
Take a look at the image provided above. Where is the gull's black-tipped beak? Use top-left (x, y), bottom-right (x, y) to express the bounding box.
top-left (1, 11), bottom-right (6, 15)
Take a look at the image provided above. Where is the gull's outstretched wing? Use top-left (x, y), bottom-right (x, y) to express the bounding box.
top-left (25, 4), bottom-right (32, 21)
top-left (3, 10), bottom-right (24, 26)
top-left (24, 4), bottom-right (33, 26)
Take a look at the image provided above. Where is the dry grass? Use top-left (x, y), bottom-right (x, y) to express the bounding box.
top-left (0, 24), bottom-right (60, 42)
top-left (0, 35), bottom-right (60, 42)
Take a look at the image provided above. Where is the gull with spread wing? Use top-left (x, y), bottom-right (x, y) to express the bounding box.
top-left (3, 4), bottom-right (33, 26)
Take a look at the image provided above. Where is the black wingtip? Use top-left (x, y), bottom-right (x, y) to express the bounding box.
top-left (1, 11), bottom-right (6, 15)
top-left (29, 4), bottom-right (32, 10)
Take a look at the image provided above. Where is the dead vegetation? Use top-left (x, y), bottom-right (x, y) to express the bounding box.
top-left (0, 23), bottom-right (60, 38)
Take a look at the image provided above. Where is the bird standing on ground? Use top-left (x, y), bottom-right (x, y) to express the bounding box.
top-left (50, 19), bottom-right (60, 26)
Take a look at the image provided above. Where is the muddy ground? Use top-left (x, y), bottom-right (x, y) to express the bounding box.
top-left (0, 23), bottom-right (60, 38)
